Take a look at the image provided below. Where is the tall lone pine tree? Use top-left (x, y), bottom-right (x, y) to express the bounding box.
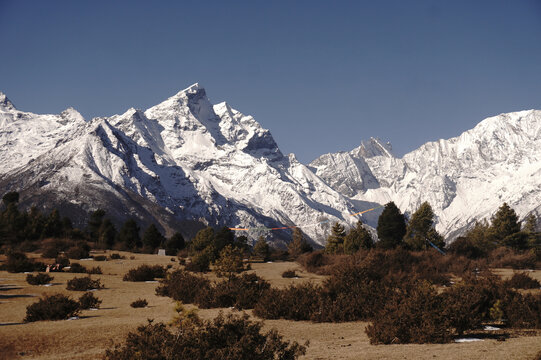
top-left (377, 202), bottom-right (406, 249)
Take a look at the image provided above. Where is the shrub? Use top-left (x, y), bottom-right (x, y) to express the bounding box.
top-left (505, 272), bottom-right (541, 289)
top-left (78, 292), bottom-right (102, 309)
top-left (93, 255), bottom-right (107, 261)
top-left (282, 270), bottom-right (297, 278)
top-left (489, 247), bottom-right (537, 269)
top-left (314, 261), bottom-right (393, 322)
top-left (156, 269), bottom-right (210, 303)
top-left (5, 252), bottom-right (43, 273)
top-left (447, 236), bottom-right (487, 259)
top-left (296, 250), bottom-right (335, 274)
top-left (66, 276), bottom-right (104, 291)
top-left (110, 253), bottom-right (124, 260)
top-left (441, 276), bottom-right (507, 335)
top-left (55, 255), bottom-right (70, 268)
top-left (66, 245), bottom-right (90, 259)
top-left (26, 273), bottom-right (53, 285)
top-left (254, 283), bottom-right (321, 321)
top-left (196, 273), bottom-right (270, 309)
top-left (123, 265), bottom-right (167, 281)
top-left (214, 244), bottom-right (246, 278)
top-left (186, 248), bottom-right (212, 272)
top-left (366, 281), bottom-right (451, 344)
top-left (68, 263), bottom-right (87, 273)
top-left (104, 313), bottom-right (307, 360)
top-left (24, 294), bottom-right (80, 322)
top-left (130, 299), bottom-right (148, 308)
top-left (501, 292), bottom-right (541, 328)
top-left (87, 266), bottom-right (103, 274)
top-left (41, 246), bottom-right (60, 259)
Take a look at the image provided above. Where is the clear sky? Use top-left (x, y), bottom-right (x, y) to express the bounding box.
top-left (1, 0), bottom-right (540, 163)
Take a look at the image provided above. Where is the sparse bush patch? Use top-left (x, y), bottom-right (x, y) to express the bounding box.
top-left (78, 292), bottom-right (102, 309)
top-left (5, 252), bottom-right (44, 273)
top-left (68, 263), bottom-right (87, 273)
top-left (196, 273), bottom-right (270, 309)
top-left (87, 266), bottom-right (103, 274)
top-left (282, 269), bottom-right (297, 278)
top-left (26, 273), bottom-right (53, 285)
top-left (156, 269), bottom-right (210, 303)
top-left (24, 294), bottom-right (80, 322)
top-left (130, 299), bottom-right (148, 308)
top-left (123, 265), bottom-right (167, 281)
top-left (505, 272), bottom-right (541, 289)
top-left (66, 276), bottom-right (104, 291)
top-left (104, 313), bottom-right (307, 360)
top-left (66, 245), bottom-right (90, 260)
top-left (254, 283), bottom-right (321, 321)
top-left (366, 281), bottom-right (451, 344)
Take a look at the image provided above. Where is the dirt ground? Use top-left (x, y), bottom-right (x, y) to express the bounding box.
top-left (1, 251), bottom-right (540, 360)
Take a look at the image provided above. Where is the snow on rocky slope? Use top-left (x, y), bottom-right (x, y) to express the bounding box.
top-left (0, 85), bottom-right (358, 245)
top-left (310, 110), bottom-right (541, 239)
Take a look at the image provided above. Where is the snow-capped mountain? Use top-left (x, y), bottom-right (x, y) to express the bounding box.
top-left (310, 110), bottom-right (541, 239)
top-left (0, 85), bottom-right (359, 245)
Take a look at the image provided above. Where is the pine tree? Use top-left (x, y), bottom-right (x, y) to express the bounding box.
top-left (142, 224), bottom-right (165, 250)
top-left (166, 232), bottom-right (185, 253)
top-left (41, 209), bottom-right (63, 239)
top-left (214, 244), bottom-right (245, 278)
top-left (325, 222), bottom-right (346, 254)
top-left (88, 209), bottom-right (106, 241)
top-left (376, 202), bottom-right (406, 249)
top-left (489, 203), bottom-right (521, 244)
top-left (404, 202), bottom-right (444, 251)
top-left (116, 219), bottom-right (141, 249)
top-left (343, 221), bottom-right (373, 254)
top-left (214, 226), bottom-right (235, 253)
top-left (98, 219), bottom-right (117, 249)
top-left (253, 237), bottom-right (270, 261)
top-left (190, 227), bottom-right (215, 253)
top-left (288, 228), bottom-right (312, 259)
top-left (523, 213), bottom-right (540, 252)
top-left (523, 214), bottom-right (538, 233)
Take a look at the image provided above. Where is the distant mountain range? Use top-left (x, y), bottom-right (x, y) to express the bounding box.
top-left (1, 85), bottom-right (539, 245)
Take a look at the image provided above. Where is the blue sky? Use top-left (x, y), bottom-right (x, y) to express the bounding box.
top-left (1, 0), bottom-right (540, 163)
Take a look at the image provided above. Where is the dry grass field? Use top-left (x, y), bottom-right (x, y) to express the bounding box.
top-left (1, 251), bottom-right (540, 360)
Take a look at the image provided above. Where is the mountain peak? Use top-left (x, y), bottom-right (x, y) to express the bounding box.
top-left (174, 83), bottom-right (204, 97)
top-left (0, 92), bottom-right (16, 111)
top-left (354, 137), bottom-right (393, 158)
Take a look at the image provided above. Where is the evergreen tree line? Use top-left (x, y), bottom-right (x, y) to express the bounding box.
top-left (324, 201), bottom-right (540, 257)
top-left (0, 192), bottom-right (185, 255)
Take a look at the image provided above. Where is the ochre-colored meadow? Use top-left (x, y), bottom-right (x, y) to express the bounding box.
top-left (1, 251), bottom-right (540, 360)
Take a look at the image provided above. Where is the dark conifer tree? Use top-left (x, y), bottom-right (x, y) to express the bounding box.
top-left (166, 232), bottom-right (185, 253)
top-left (98, 219), bottom-right (117, 249)
top-left (142, 224), bottom-right (165, 250)
top-left (376, 202), bottom-right (406, 249)
top-left (288, 228), bottom-right (313, 259)
top-left (325, 222), bottom-right (346, 254)
top-left (489, 202), bottom-right (521, 244)
top-left (253, 237), bottom-right (270, 261)
top-left (88, 209), bottom-right (106, 241)
top-left (116, 219), bottom-right (141, 249)
top-left (404, 202), bottom-right (444, 250)
top-left (344, 221), bottom-right (373, 254)
top-left (41, 209), bottom-right (63, 239)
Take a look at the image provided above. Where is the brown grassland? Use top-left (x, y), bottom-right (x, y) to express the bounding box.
top-left (1, 251), bottom-right (540, 360)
